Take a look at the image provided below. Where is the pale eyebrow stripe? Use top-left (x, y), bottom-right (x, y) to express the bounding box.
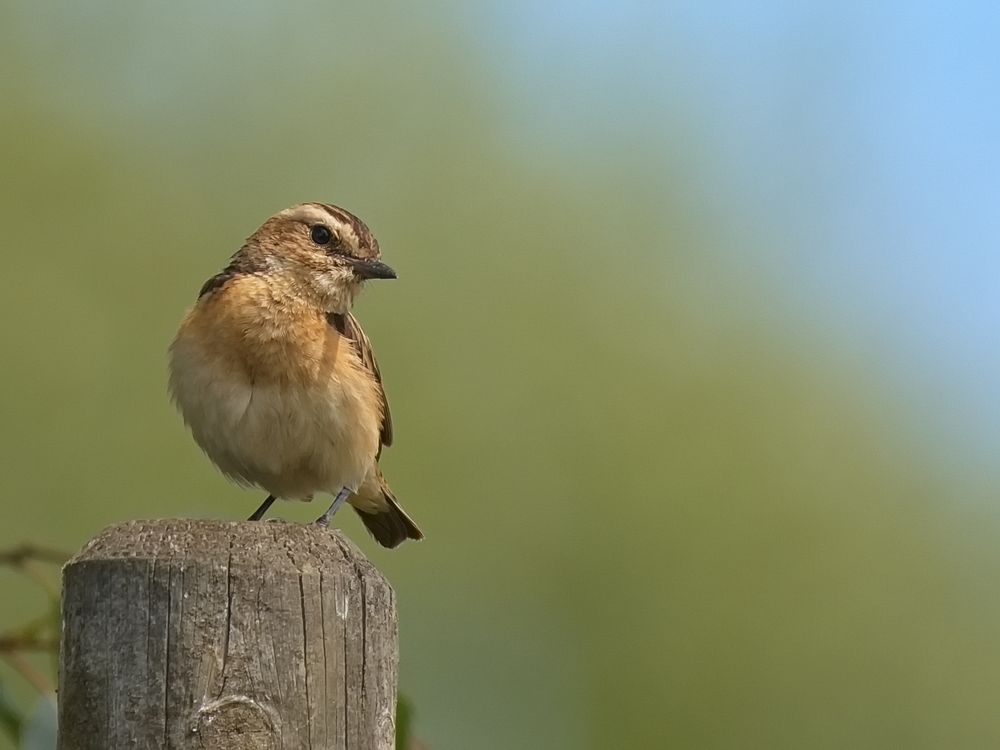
top-left (311, 203), bottom-right (376, 250)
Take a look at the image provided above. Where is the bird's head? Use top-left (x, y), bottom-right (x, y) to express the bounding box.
top-left (242, 202), bottom-right (395, 312)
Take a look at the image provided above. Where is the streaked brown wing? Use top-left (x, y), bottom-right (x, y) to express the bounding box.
top-left (327, 312), bottom-right (393, 453)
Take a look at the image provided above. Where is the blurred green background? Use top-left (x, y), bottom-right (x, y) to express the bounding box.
top-left (2, 2), bottom-right (999, 748)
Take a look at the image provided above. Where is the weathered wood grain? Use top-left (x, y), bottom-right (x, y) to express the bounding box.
top-left (58, 519), bottom-right (397, 749)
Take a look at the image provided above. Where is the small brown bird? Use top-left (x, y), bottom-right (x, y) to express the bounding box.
top-left (168, 203), bottom-right (422, 547)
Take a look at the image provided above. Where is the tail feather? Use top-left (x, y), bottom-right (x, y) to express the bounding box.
top-left (356, 500), bottom-right (422, 548)
top-left (356, 491), bottom-right (423, 549)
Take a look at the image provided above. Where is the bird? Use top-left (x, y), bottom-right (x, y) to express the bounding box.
top-left (168, 203), bottom-right (423, 548)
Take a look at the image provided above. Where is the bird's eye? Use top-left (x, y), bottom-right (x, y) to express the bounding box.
top-left (310, 225), bottom-right (333, 245)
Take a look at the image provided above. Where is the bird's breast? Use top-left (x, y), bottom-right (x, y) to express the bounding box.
top-left (168, 280), bottom-right (382, 498)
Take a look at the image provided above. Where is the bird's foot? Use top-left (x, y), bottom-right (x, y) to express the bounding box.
top-left (314, 487), bottom-right (351, 527)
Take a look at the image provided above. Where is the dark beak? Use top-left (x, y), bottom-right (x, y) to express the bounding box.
top-left (351, 259), bottom-right (397, 280)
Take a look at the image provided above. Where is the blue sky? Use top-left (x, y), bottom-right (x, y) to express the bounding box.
top-left (480, 2), bottom-right (1000, 469)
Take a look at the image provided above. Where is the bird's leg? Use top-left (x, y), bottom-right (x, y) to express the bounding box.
top-left (315, 487), bottom-right (352, 527)
top-left (248, 495), bottom-right (276, 521)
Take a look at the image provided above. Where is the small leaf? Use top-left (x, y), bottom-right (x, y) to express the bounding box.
top-left (396, 692), bottom-right (415, 749)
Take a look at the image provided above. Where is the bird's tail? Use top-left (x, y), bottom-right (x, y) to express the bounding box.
top-left (355, 479), bottom-right (423, 548)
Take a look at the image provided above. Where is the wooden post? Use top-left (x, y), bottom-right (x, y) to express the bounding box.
top-left (58, 519), bottom-right (397, 749)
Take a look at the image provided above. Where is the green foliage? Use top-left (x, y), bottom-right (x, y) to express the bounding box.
top-left (0, 678), bottom-right (58, 749)
top-left (0, 681), bottom-right (22, 743)
top-left (0, 546), bottom-right (62, 750)
top-left (396, 693), bottom-right (415, 749)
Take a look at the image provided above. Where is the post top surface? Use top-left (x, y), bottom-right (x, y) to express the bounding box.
top-left (69, 518), bottom-right (382, 579)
